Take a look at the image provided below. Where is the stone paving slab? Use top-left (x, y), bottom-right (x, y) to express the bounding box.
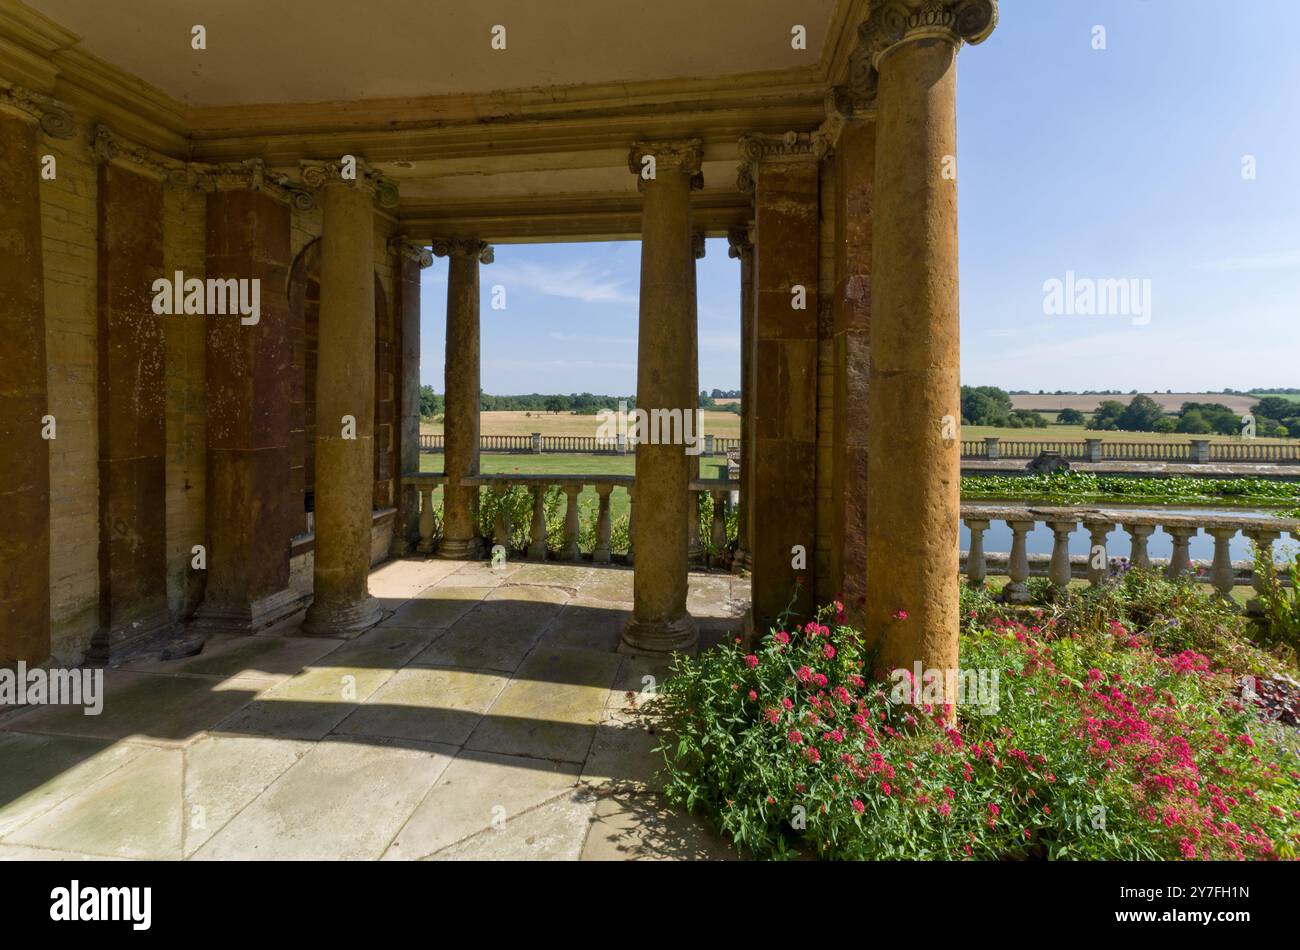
top-left (333, 666), bottom-right (510, 746)
top-left (1, 672), bottom-right (266, 747)
top-left (0, 560), bottom-right (743, 861)
top-left (192, 737), bottom-right (458, 860)
top-left (384, 751), bottom-right (582, 860)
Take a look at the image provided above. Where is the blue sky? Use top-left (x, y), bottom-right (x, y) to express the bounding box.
top-left (422, 0), bottom-right (1300, 395)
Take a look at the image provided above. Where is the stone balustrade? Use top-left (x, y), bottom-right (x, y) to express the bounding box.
top-left (964, 437), bottom-right (1300, 464)
top-left (417, 433), bottom-right (740, 456)
top-left (960, 503), bottom-right (1297, 610)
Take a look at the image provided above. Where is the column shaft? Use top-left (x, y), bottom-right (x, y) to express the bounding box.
top-left (303, 180), bottom-right (380, 634)
top-left (392, 250), bottom-right (423, 554)
top-left (438, 247), bottom-right (483, 559)
top-left (729, 229), bottom-right (755, 570)
top-left (864, 37), bottom-right (961, 673)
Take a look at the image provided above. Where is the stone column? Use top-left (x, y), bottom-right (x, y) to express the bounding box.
top-left (858, 0), bottom-right (998, 674)
top-left (964, 517), bottom-right (989, 587)
top-left (389, 237), bottom-right (432, 556)
top-left (825, 101), bottom-right (876, 622)
top-left (89, 133), bottom-right (178, 661)
top-left (739, 131), bottom-right (823, 632)
top-left (727, 225), bottom-right (755, 572)
top-left (193, 182), bottom-right (301, 635)
top-left (1004, 520), bottom-right (1033, 604)
top-left (1084, 521), bottom-right (1114, 587)
top-left (623, 140), bottom-right (701, 654)
top-left (300, 158), bottom-right (394, 635)
top-left (435, 238), bottom-right (492, 560)
top-left (0, 104), bottom-right (54, 665)
top-left (687, 231), bottom-right (705, 564)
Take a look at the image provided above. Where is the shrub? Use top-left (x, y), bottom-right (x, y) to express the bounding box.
top-left (654, 592), bottom-right (1300, 860)
top-left (1253, 544), bottom-right (1300, 655)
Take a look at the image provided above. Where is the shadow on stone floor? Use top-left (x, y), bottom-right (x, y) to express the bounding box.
top-left (0, 559), bottom-right (749, 860)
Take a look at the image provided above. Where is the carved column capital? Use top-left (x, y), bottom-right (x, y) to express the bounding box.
top-left (183, 158), bottom-right (316, 209)
top-left (726, 225), bottom-right (753, 260)
top-left (0, 80), bottom-right (75, 137)
top-left (388, 236), bottom-right (434, 267)
top-left (847, 0), bottom-right (998, 106)
top-left (628, 139), bottom-right (704, 192)
top-left (92, 125), bottom-right (187, 181)
top-left (691, 231), bottom-right (706, 260)
top-left (431, 238), bottom-right (493, 264)
top-left (300, 157), bottom-right (399, 209)
top-left (736, 131), bottom-right (825, 194)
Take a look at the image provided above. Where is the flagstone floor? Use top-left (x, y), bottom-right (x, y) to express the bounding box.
top-left (0, 559), bottom-right (748, 861)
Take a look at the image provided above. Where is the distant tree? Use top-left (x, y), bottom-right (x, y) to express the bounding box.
top-left (1153, 416), bottom-right (1177, 433)
top-left (1118, 394), bottom-right (1166, 432)
top-left (1010, 409), bottom-right (1049, 428)
top-left (960, 386), bottom-right (1012, 426)
top-left (1176, 409), bottom-right (1212, 435)
top-left (1088, 400), bottom-right (1126, 431)
top-left (1179, 402), bottom-right (1238, 435)
top-left (418, 385), bottom-right (443, 419)
top-left (544, 396), bottom-right (565, 414)
top-left (1056, 408), bottom-right (1085, 425)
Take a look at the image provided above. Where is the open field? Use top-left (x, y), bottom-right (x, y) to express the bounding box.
top-left (421, 409), bottom-right (741, 439)
top-left (1010, 392), bottom-right (1260, 414)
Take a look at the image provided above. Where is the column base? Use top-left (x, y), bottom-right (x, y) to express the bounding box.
top-left (1001, 582), bottom-right (1031, 605)
top-left (437, 536), bottom-right (482, 560)
top-left (301, 595), bottom-right (382, 637)
top-left (620, 614), bottom-right (698, 656)
top-left (189, 587), bottom-right (309, 637)
top-left (85, 603), bottom-right (180, 667)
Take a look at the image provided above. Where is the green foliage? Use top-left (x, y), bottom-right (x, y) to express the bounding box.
top-left (960, 470), bottom-right (1300, 509)
top-left (654, 586), bottom-right (1300, 861)
top-left (1253, 543), bottom-right (1300, 655)
top-left (1087, 400), bottom-right (1127, 430)
top-left (418, 384), bottom-right (443, 419)
top-left (961, 385), bottom-right (1013, 427)
top-left (1056, 408), bottom-right (1085, 425)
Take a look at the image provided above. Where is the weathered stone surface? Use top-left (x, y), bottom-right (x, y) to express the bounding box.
top-left (334, 666), bottom-right (509, 745)
top-left (0, 113), bottom-right (50, 666)
top-left (192, 736), bottom-right (456, 860)
top-left (580, 791), bottom-right (737, 861)
top-left (384, 751), bottom-right (581, 860)
top-left (380, 585), bottom-right (490, 628)
top-left (438, 244), bottom-right (484, 559)
top-left (0, 733), bottom-right (144, 838)
top-left (424, 788), bottom-right (596, 861)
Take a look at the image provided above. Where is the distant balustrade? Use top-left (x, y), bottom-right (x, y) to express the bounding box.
top-left (417, 433), bottom-right (740, 456)
top-left (960, 503), bottom-right (1296, 610)
top-left (968, 437), bottom-right (1300, 464)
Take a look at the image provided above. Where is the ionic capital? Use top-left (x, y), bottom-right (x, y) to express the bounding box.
top-left (691, 231), bottom-right (706, 260)
top-left (182, 159), bottom-right (316, 209)
top-left (92, 126), bottom-right (186, 181)
top-left (0, 80), bottom-right (75, 138)
top-left (865, 0), bottom-right (997, 60)
top-left (628, 139), bottom-right (704, 192)
top-left (431, 238), bottom-right (493, 264)
top-left (300, 157), bottom-right (399, 208)
top-left (736, 131), bottom-right (825, 194)
top-left (388, 236), bottom-right (435, 268)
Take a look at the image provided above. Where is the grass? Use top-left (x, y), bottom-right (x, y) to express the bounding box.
top-left (420, 409), bottom-right (741, 439)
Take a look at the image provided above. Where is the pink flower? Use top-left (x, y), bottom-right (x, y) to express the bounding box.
top-left (787, 730), bottom-right (803, 745)
top-left (937, 802), bottom-right (951, 817)
top-left (747, 689), bottom-right (758, 701)
top-left (881, 783), bottom-right (892, 796)
top-left (823, 643), bottom-right (836, 660)
top-left (774, 630), bottom-right (790, 645)
top-left (893, 610), bottom-right (908, 621)
top-left (745, 654), bottom-right (759, 669)
top-left (781, 696), bottom-right (794, 710)
top-left (851, 799), bottom-right (865, 814)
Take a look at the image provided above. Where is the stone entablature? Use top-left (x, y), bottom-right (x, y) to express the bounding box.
top-left (300, 157), bottom-right (399, 208)
top-left (0, 79), bottom-right (74, 136)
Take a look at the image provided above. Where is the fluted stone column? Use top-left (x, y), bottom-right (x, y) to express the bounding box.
top-left (623, 140), bottom-right (701, 654)
top-left (739, 131), bottom-right (823, 632)
top-left (727, 225), bottom-right (755, 572)
top-left (435, 238), bottom-right (492, 560)
top-left (389, 237), bottom-right (432, 556)
top-left (301, 159), bottom-right (394, 635)
top-left (0, 104), bottom-right (55, 665)
top-left (858, 0), bottom-right (998, 674)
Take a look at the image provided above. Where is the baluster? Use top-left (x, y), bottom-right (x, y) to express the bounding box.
top-left (1208, 527), bottom-right (1237, 599)
top-left (561, 483), bottom-right (582, 560)
top-left (1243, 529), bottom-right (1280, 615)
top-left (626, 486), bottom-right (635, 565)
top-left (1048, 520), bottom-right (1076, 590)
top-left (527, 485), bottom-right (548, 560)
top-left (1166, 526), bottom-right (1196, 579)
top-left (1084, 520), bottom-right (1114, 587)
top-left (964, 518), bottom-right (989, 587)
top-left (1127, 523), bottom-right (1154, 570)
top-left (710, 489), bottom-right (728, 565)
top-left (593, 484), bottom-right (613, 564)
top-left (1004, 520), bottom-right (1033, 604)
top-left (417, 484), bottom-right (437, 555)
top-left (492, 484), bottom-right (511, 552)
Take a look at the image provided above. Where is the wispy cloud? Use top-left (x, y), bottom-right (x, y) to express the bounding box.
top-left (491, 260), bottom-right (636, 304)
